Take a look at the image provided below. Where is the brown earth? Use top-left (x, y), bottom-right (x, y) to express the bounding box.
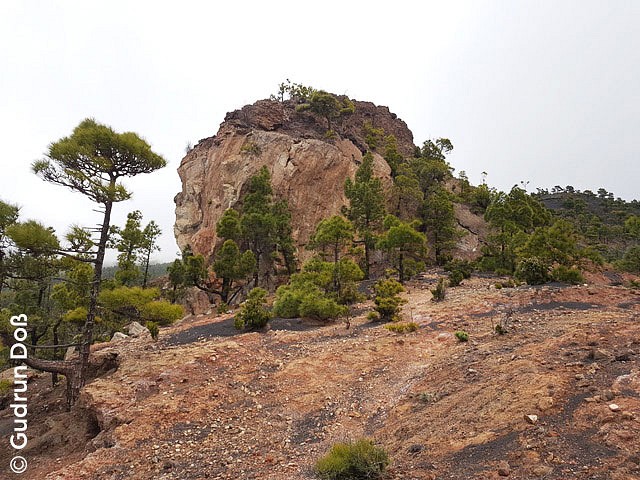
top-left (2, 274), bottom-right (640, 480)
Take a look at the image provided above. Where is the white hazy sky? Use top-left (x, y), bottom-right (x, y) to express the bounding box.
top-left (1, 1), bottom-right (638, 263)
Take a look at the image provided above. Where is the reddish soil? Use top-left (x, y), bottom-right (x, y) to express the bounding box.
top-left (1, 273), bottom-right (639, 479)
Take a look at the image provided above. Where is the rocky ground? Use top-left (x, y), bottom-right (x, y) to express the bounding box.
top-left (1, 272), bottom-right (639, 479)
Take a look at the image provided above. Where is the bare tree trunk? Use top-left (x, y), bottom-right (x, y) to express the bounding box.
top-left (142, 248), bottom-right (151, 288)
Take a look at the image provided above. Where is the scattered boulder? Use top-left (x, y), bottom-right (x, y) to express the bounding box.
top-left (497, 460), bottom-right (511, 476)
top-left (524, 414), bottom-right (539, 425)
top-left (127, 321), bottom-right (150, 337)
top-left (531, 465), bottom-right (553, 477)
top-left (111, 332), bottom-right (129, 342)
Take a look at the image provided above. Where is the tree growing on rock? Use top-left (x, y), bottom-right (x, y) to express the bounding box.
top-left (239, 166), bottom-right (295, 286)
top-left (213, 240), bottom-right (256, 304)
top-left (344, 152), bottom-right (386, 279)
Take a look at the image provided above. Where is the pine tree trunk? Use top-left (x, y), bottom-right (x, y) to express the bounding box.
top-left (142, 248), bottom-right (151, 288)
top-left (73, 198), bottom-right (113, 405)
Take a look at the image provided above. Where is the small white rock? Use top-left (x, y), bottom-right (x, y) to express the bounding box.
top-left (608, 403), bottom-right (621, 412)
top-left (524, 414), bottom-right (538, 424)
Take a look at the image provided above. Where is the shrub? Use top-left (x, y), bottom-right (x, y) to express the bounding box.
top-left (235, 288), bottom-right (272, 330)
top-left (139, 301), bottom-right (184, 326)
top-left (0, 379), bottom-right (12, 395)
top-left (385, 322), bottom-right (418, 333)
top-left (273, 280), bottom-right (347, 321)
top-left (315, 438), bottom-right (390, 480)
top-left (217, 301), bottom-right (230, 314)
top-left (444, 259), bottom-right (473, 278)
top-left (448, 270), bottom-right (464, 287)
top-left (454, 330), bottom-right (469, 342)
top-left (616, 245), bottom-right (640, 273)
top-left (551, 265), bottom-right (584, 284)
top-left (445, 259), bottom-right (473, 287)
top-left (431, 278), bottom-right (446, 302)
top-left (367, 311), bottom-right (380, 322)
top-left (515, 257), bottom-right (550, 285)
top-left (146, 321), bottom-right (159, 340)
top-left (240, 142), bottom-right (261, 155)
top-left (494, 279), bottom-right (516, 289)
top-left (324, 129), bottom-right (337, 139)
top-left (373, 278), bottom-right (405, 322)
top-left (299, 294), bottom-right (348, 320)
top-left (494, 324), bottom-right (507, 335)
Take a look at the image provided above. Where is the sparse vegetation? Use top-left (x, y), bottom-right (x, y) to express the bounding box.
top-left (315, 438), bottom-right (390, 480)
top-left (372, 278), bottom-right (405, 322)
top-left (455, 330), bottom-right (469, 342)
top-left (551, 265), bottom-right (584, 284)
top-left (495, 279), bottom-right (516, 289)
top-left (240, 142), bottom-right (261, 155)
top-left (146, 320), bottom-right (159, 340)
top-left (431, 277), bottom-right (447, 301)
top-left (217, 301), bottom-right (230, 314)
top-left (0, 378), bottom-right (12, 395)
top-left (234, 287), bottom-right (271, 330)
top-left (515, 256), bottom-right (550, 285)
top-left (444, 259), bottom-right (473, 286)
top-left (385, 321), bottom-right (418, 333)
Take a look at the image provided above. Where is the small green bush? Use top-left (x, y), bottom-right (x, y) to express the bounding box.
top-left (140, 301), bottom-right (184, 326)
top-left (0, 379), bottom-right (12, 395)
top-left (385, 322), bottom-right (418, 333)
top-left (366, 311), bottom-right (380, 322)
top-left (373, 278), bottom-right (405, 321)
top-left (617, 245), bottom-right (640, 273)
top-left (431, 278), bottom-right (446, 302)
top-left (494, 323), bottom-right (507, 335)
top-left (454, 330), bottom-right (469, 342)
top-left (146, 321), bottom-right (159, 341)
top-left (235, 288), bottom-right (272, 330)
top-left (448, 270), bottom-right (464, 287)
top-left (495, 279), bottom-right (516, 289)
top-left (444, 259), bottom-right (473, 278)
top-left (515, 257), bottom-right (550, 285)
top-left (240, 142), bottom-right (261, 155)
top-left (315, 438), bottom-right (390, 480)
top-left (324, 129), bottom-right (337, 139)
top-left (299, 295), bottom-right (348, 320)
top-left (217, 301), bottom-right (230, 314)
top-left (551, 265), bottom-right (584, 284)
top-left (273, 278), bottom-right (347, 321)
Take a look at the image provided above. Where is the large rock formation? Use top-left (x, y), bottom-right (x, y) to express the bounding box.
top-left (174, 98), bottom-right (414, 259)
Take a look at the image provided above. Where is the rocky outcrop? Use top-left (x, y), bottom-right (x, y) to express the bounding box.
top-left (174, 98), bottom-right (412, 259)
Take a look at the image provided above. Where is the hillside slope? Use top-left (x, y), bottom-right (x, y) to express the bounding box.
top-left (3, 274), bottom-right (639, 480)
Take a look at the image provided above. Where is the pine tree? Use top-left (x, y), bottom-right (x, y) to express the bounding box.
top-left (377, 215), bottom-right (427, 283)
top-left (344, 152), bottom-right (385, 278)
top-left (29, 118), bottom-right (166, 407)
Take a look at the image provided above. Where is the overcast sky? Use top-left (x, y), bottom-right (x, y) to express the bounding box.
top-left (1, 1), bottom-right (638, 263)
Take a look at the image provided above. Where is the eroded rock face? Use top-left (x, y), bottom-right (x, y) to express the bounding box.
top-left (174, 98), bottom-right (410, 259)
